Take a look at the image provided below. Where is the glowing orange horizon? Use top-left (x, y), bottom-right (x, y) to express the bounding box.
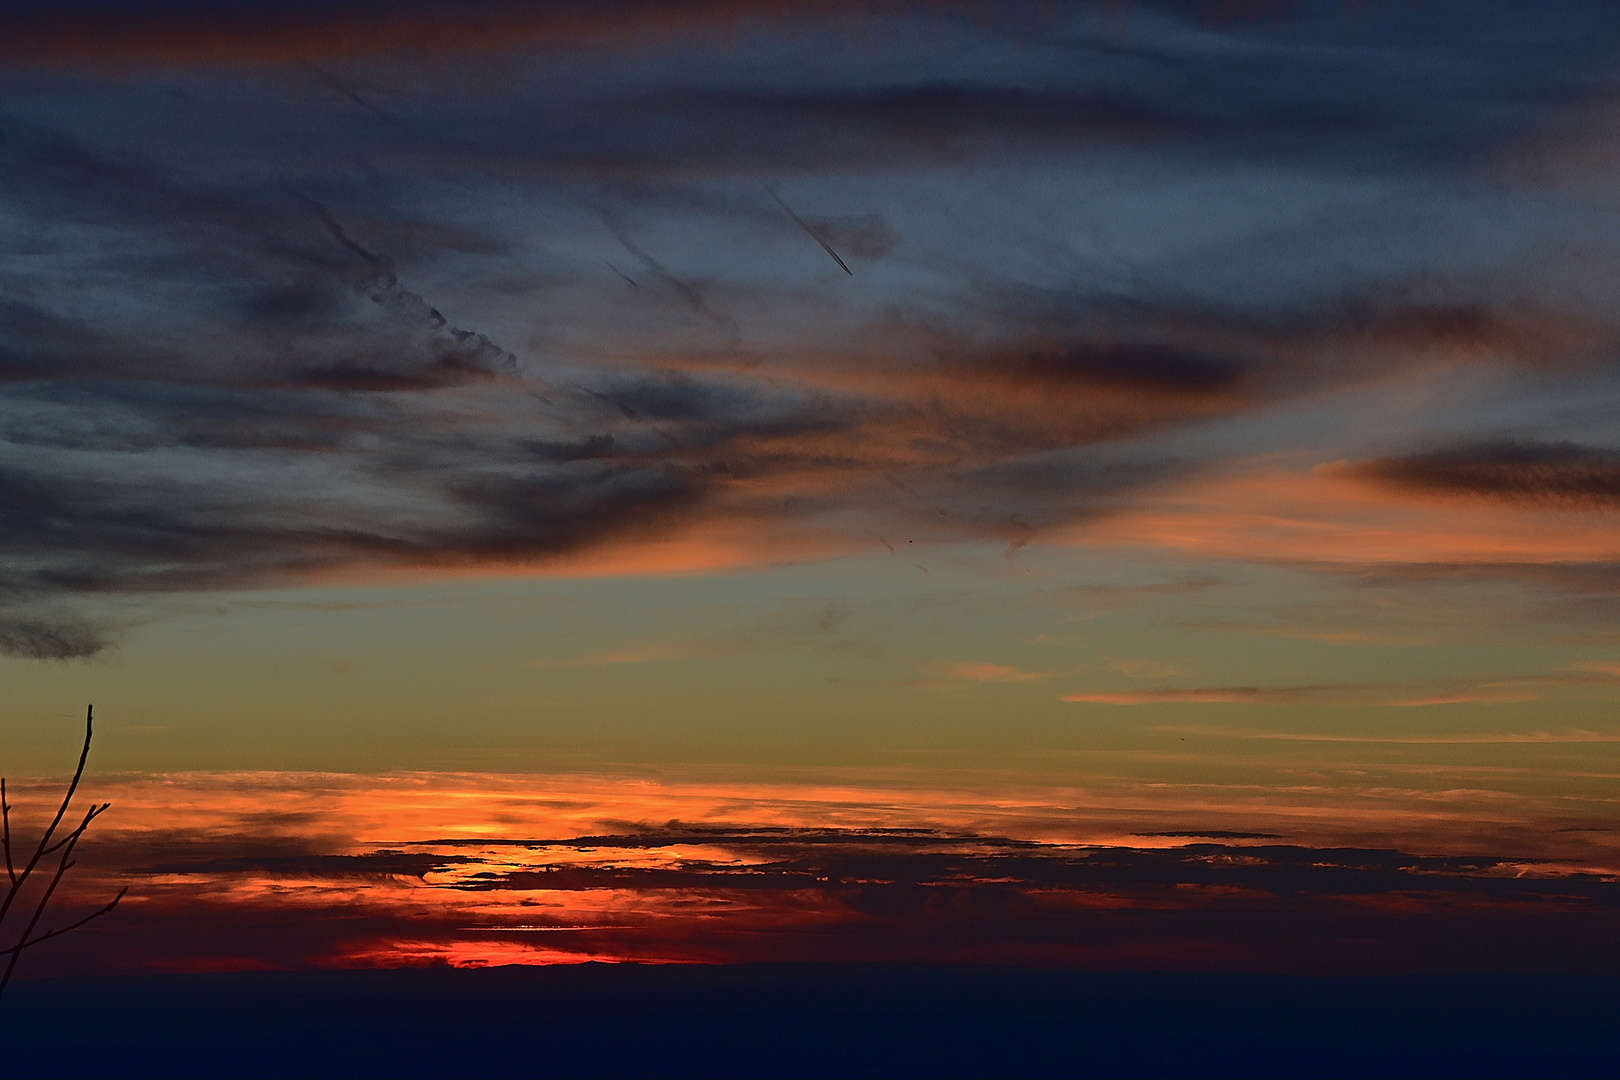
top-left (4, 766), bottom-right (1605, 977)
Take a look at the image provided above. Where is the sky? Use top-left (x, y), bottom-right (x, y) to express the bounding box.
top-left (2, 0), bottom-right (1620, 975)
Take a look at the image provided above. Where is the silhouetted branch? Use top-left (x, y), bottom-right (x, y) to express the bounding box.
top-left (40, 803), bottom-right (110, 857)
top-left (2, 887), bottom-right (127, 955)
top-left (2, 779), bottom-right (14, 888)
top-left (3, 817), bottom-right (99, 987)
top-left (0, 707), bottom-right (94, 928)
top-left (0, 705), bottom-right (125, 1002)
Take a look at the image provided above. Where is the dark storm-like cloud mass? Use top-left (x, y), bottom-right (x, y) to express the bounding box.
top-left (4, 2), bottom-right (1620, 650)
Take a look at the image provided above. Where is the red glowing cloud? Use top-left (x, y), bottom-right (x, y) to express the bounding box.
top-left (0, 768), bottom-right (1603, 978)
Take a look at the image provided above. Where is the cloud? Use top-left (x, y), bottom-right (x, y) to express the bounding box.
top-left (0, 2), bottom-right (916, 69)
top-left (41, 803), bottom-right (1620, 977)
top-left (1066, 686), bottom-right (1325, 705)
top-left (1063, 666), bottom-right (1620, 706)
top-left (4, 2), bottom-right (1620, 650)
top-left (943, 662), bottom-right (1053, 684)
top-left (1350, 441), bottom-right (1620, 508)
top-left (830, 659), bottom-right (1056, 689)
top-left (1105, 657), bottom-right (1186, 678)
top-left (1073, 461), bottom-right (1620, 572)
top-left (552, 644), bottom-right (705, 666)
top-left (1153, 725), bottom-right (1620, 744)
top-left (6, 2), bottom-right (1613, 177)
top-left (0, 613), bottom-right (103, 659)
top-left (28, 761), bottom-right (1612, 978)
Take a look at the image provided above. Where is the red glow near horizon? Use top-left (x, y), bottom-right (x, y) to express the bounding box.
top-left (2, 768), bottom-right (1606, 978)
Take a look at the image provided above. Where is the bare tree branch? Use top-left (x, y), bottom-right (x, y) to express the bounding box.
top-left (3, 822), bottom-right (89, 992)
top-left (40, 804), bottom-right (110, 857)
top-left (2, 779), bottom-right (14, 888)
top-left (2, 888), bottom-right (127, 956)
top-left (0, 706), bottom-right (94, 928)
top-left (0, 705), bottom-right (125, 1003)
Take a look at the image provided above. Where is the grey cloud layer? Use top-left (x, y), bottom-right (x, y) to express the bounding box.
top-left (3, 2), bottom-right (1619, 654)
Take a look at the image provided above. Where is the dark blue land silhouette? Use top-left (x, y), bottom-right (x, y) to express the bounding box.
top-left (3, 965), bottom-right (1617, 1078)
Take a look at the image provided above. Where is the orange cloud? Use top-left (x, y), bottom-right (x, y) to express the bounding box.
top-left (1153, 725), bottom-right (1620, 745)
top-left (944, 662), bottom-right (1053, 684)
top-left (1063, 670), bottom-right (1620, 708)
top-left (1105, 657), bottom-right (1188, 678)
top-left (18, 766), bottom-right (1614, 979)
top-left (1073, 460), bottom-right (1620, 567)
top-left (1066, 687), bottom-right (1305, 705)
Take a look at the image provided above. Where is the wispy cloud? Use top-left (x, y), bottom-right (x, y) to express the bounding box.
top-left (1064, 666), bottom-right (1620, 706)
top-left (4, 2), bottom-right (1620, 652)
top-left (1105, 657), bottom-right (1187, 678)
top-left (550, 644), bottom-right (705, 666)
top-left (943, 662), bottom-right (1053, 684)
top-left (0, 612), bottom-right (102, 659)
top-left (8, 766), bottom-right (1609, 977)
top-left (1075, 461), bottom-right (1620, 574)
top-left (1153, 725), bottom-right (1620, 745)
top-left (1346, 441), bottom-right (1620, 509)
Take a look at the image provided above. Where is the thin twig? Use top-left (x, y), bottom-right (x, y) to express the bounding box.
top-left (1, 887), bottom-right (127, 956)
top-left (2, 868), bottom-right (66, 994)
top-left (0, 704), bottom-right (125, 1003)
top-left (40, 804), bottom-right (109, 857)
top-left (2, 778), bottom-right (14, 887)
top-left (0, 707), bottom-right (93, 927)
top-left (1, 815), bottom-right (90, 997)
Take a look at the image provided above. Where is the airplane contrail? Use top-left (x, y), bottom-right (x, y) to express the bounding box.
top-left (766, 186), bottom-right (853, 275)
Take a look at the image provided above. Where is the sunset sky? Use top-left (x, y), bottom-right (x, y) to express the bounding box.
top-left (2, 0), bottom-right (1619, 976)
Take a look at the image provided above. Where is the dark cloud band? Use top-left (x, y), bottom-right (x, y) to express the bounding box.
top-left (1356, 441), bottom-right (1620, 507)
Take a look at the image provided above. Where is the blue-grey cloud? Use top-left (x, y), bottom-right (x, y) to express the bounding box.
top-left (3, 1), bottom-right (1620, 652)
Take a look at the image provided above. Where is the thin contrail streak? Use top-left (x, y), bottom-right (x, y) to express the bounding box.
top-left (767, 187), bottom-right (853, 275)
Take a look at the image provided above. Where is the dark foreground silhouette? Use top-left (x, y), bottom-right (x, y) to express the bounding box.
top-left (0, 706), bottom-right (124, 1000)
top-left (3, 964), bottom-right (1616, 1078)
